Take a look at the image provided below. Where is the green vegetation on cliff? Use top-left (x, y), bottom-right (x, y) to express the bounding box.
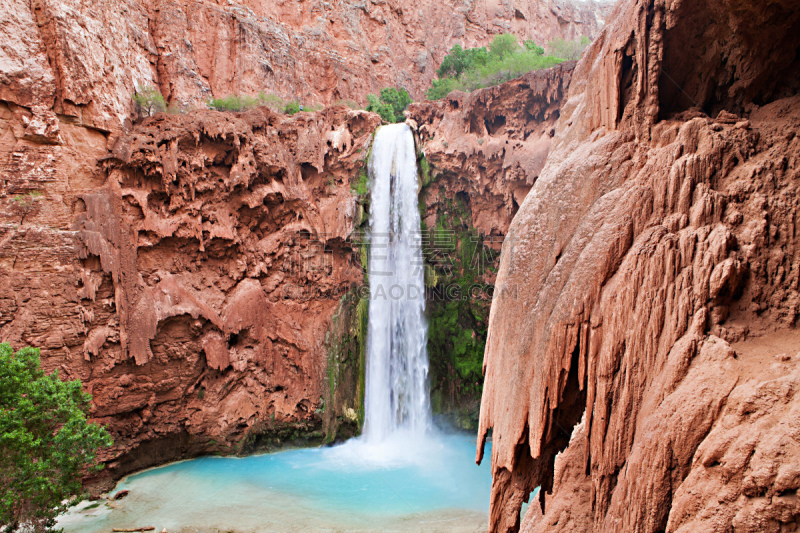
top-left (323, 290), bottom-right (369, 444)
top-left (206, 93), bottom-right (316, 115)
top-left (132, 84), bottom-right (166, 116)
top-left (427, 34), bottom-right (589, 100)
top-left (419, 164), bottom-right (499, 430)
top-left (0, 344), bottom-right (112, 532)
top-left (366, 87), bottom-right (412, 123)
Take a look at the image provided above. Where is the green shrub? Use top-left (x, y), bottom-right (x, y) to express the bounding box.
top-left (365, 88), bottom-right (412, 123)
top-left (207, 94), bottom-right (261, 112)
top-left (283, 101), bottom-right (301, 115)
top-left (258, 91), bottom-right (285, 112)
top-left (0, 344), bottom-right (112, 531)
top-left (379, 87), bottom-right (412, 121)
top-left (132, 85), bottom-right (166, 116)
top-left (524, 40), bottom-right (545, 56)
top-left (427, 34), bottom-right (590, 100)
top-left (11, 191), bottom-right (43, 225)
top-left (205, 93), bottom-right (316, 115)
top-left (427, 77), bottom-right (463, 100)
top-left (366, 94), bottom-right (396, 123)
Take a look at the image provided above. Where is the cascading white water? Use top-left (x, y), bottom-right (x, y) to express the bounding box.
top-left (58, 123), bottom-right (495, 533)
top-left (363, 123), bottom-right (431, 442)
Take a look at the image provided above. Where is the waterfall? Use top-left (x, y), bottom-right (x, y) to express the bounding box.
top-left (363, 123), bottom-right (431, 442)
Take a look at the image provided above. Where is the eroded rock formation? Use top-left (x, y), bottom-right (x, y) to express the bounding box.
top-left (478, 0), bottom-right (800, 531)
top-left (409, 64), bottom-right (574, 425)
top-left (2, 103), bottom-right (379, 490)
top-left (411, 62), bottom-right (574, 240)
top-left (0, 0), bottom-right (609, 492)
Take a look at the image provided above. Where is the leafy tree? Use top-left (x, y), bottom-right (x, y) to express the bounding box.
top-left (132, 85), bottom-right (166, 117)
top-left (379, 87), bottom-right (412, 121)
top-left (436, 44), bottom-right (469, 78)
top-left (488, 33), bottom-right (519, 60)
top-left (366, 93), bottom-right (396, 123)
top-left (0, 344), bottom-right (112, 532)
top-left (436, 44), bottom-right (489, 79)
top-left (523, 40), bottom-right (545, 56)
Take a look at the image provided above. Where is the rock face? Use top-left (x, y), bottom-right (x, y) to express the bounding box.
top-left (1, 103), bottom-right (379, 490)
top-left (408, 64), bottom-right (574, 425)
top-left (411, 62), bottom-right (574, 240)
top-left (1, 0), bottom-right (610, 133)
top-left (477, 0), bottom-right (800, 532)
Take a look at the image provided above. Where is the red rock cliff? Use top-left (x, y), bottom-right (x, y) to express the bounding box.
top-left (478, 0), bottom-right (800, 532)
top-left (1, 103), bottom-right (379, 490)
top-left (3, 0), bottom-right (609, 133)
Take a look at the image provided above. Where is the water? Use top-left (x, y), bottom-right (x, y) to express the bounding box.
top-left (59, 124), bottom-right (490, 532)
top-left (365, 123), bottom-right (431, 441)
top-left (58, 433), bottom-right (490, 532)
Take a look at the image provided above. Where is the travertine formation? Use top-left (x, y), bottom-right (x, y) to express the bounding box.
top-left (2, 103), bottom-right (379, 490)
top-left (410, 61), bottom-right (574, 240)
top-left (478, 0), bottom-right (800, 531)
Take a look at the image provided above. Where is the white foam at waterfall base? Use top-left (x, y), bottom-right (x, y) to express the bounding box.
top-left (58, 432), bottom-right (491, 532)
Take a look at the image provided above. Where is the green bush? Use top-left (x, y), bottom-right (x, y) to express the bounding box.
top-left (11, 191), bottom-right (43, 225)
top-left (283, 101), bottom-right (301, 115)
top-left (206, 93), bottom-right (312, 115)
top-left (207, 94), bottom-right (261, 112)
top-left (524, 40), bottom-right (545, 56)
top-left (258, 91), bottom-right (285, 112)
top-left (427, 34), bottom-right (590, 100)
top-left (365, 87), bottom-right (411, 123)
top-left (379, 88), bottom-right (412, 121)
top-left (0, 344), bottom-right (112, 531)
top-left (366, 94), bottom-right (395, 123)
top-left (132, 85), bottom-right (166, 116)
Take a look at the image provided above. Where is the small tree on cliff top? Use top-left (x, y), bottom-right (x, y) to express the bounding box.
top-left (132, 84), bottom-right (166, 117)
top-left (0, 344), bottom-right (112, 532)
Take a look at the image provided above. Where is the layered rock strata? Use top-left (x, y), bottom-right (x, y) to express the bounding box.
top-left (477, 0), bottom-right (800, 532)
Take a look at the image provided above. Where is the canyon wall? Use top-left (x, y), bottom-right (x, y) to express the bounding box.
top-left (1, 102), bottom-right (379, 490)
top-left (409, 63), bottom-right (574, 427)
top-left (2, 0), bottom-right (609, 133)
top-left (478, 0), bottom-right (800, 532)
